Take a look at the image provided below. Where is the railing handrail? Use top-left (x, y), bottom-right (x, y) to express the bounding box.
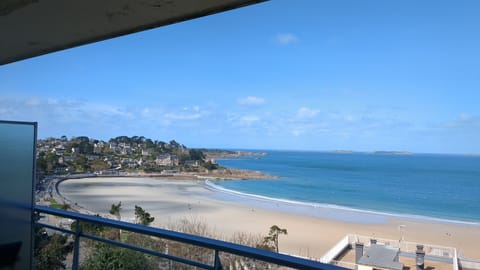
top-left (34, 205), bottom-right (346, 270)
top-left (351, 234), bottom-right (456, 253)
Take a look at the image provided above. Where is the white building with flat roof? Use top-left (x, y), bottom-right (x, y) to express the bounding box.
top-left (357, 244), bottom-right (403, 270)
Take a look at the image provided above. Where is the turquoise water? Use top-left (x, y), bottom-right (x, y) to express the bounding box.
top-left (216, 151), bottom-right (480, 223)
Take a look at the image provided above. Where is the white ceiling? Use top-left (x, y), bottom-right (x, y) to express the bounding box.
top-left (0, 0), bottom-right (266, 65)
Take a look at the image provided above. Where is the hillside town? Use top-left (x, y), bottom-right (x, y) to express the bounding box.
top-left (37, 136), bottom-right (212, 175)
top-left (35, 136), bottom-right (271, 184)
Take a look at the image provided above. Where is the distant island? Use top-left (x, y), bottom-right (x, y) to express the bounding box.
top-left (36, 136), bottom-right (275, 183)
top-left (332, 150), bottom-right (354, 154)
top-left (330, 150), bottom-right (413, 155)
top-left (372, 151), bottom-right (413, 155)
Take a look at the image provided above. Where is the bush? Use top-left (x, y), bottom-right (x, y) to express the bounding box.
top-left (81, 243), bottom-right (148, 270)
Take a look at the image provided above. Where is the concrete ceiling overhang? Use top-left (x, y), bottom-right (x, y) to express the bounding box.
top-left (0, 0), bottom-right (266, 65)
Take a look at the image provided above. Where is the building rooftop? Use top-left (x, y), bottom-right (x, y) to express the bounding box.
top-left (358, 244), bottom-right (403, 270)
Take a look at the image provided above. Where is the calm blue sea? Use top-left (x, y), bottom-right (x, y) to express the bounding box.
top-left (215, 151), bottom-right (480, 224)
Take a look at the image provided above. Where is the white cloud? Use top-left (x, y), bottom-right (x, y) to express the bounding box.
top-left (237, 96), bottom-right (265, 106)
top-left (142, 106), bottom-right (207, 122)
top-left (1, 95), bottom-right (437, 151)
top-left (288, 121), bottom-right (330, 137)
top-left (456, 113), bottom-right (475, 123)
top-left (296, 107), bottom-right (320, 118)
top-left (446, 113), bottom-right (480, 128)
top-left (0, 97), bottom-right (133, 122)
top-left (328, 112), bottom-right (355, 122)
top-left (290, 129), bottom-right (304, 136)
top-left (0, 97), bottom-right (219, 138)
top-left (25, 97), bottom-right (42, 106)
top-left (239, 115), bottom-right (260, 126)
top-left (0, 96), bottom-right (140, 138)
top-left (164, 112), bottom-right (202, 120)
top-left (275, 33), bottom-right (299, 45)
top-left (227, 113), bottom-right (261, 127)
top-left (83, 103), bottom-right (133, 119)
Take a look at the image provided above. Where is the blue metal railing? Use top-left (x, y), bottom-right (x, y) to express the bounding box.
top-left (34, 205), bottom-right (347, 270)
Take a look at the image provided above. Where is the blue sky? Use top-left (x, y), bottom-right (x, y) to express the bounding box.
top-left (1, 0), bottom-right (480, 154)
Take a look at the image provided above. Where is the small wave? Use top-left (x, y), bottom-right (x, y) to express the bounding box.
top-left (204, 180), bottom-right (480, 226)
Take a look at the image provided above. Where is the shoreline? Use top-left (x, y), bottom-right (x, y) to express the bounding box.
top-left (55, 176), bottom-right (480, 259)
top-left (61, 168), bottom-right (279, 181)
top-left (205, 180), bottom-right (480, 227)
top-left (55, 175), bottom-right (480, 227)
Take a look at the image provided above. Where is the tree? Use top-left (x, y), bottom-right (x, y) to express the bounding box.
top-left (169, 140), bottom-right (180, 148)
top-left (203, 161), bottom-right (218, 171)
top-left (262, 225), bottom-right (288, 253)
top-left (156, 141), bottom-right (166, 150)
top-left (134, 205), bottom-right (155, 226)
top-left (177, 153), bottom-right (190, 165)
top-left (111, 136), bottom-right (131, 144)
top-left (73, 154), bottom-right (88, 173)
top-left (34, 229), bottom-right (72, 270)
top-left (38, 151), bottom-right (59, 174)
top-left (109, 201), bottom-right (122, 220)
top-left (80, 243), bottom-right (148, 270)
top-left (189, 149), bottom-right (205, 161)
top-left (37, 152), bottom-right (48, 173)
top-left (145, 139), bottom-right (155, 149)
top-left (131, 136), bottom-right (143, 144)
top-left (78, 140), bottom-right (94, 154)
top-left (90, 160), bottom-right (110, 171)
top-left (71, 217), bottom-right (105, 235)
top-left (109, 202), bottom-right (122, 240)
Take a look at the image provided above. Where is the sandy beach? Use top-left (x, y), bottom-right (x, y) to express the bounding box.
top-left (57, 177), bottom-right (480, 260)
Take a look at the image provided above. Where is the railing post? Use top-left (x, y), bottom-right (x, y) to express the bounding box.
top-left (72, 218), bottom-right (82, 270)
top-left (214, 250), bottom-right (223, 270)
